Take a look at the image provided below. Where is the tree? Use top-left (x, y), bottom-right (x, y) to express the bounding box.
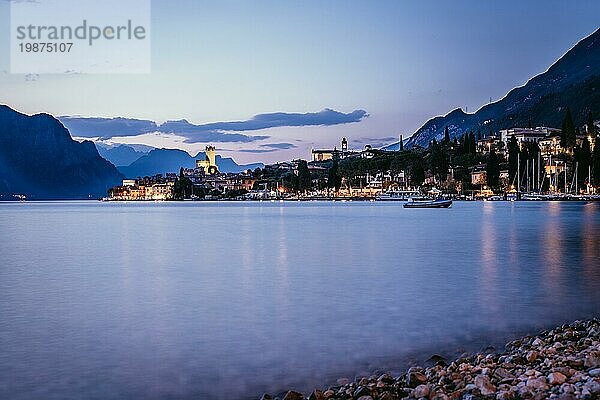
top-left (410, 157), bottom-right (425, 186)
top-left (560, 108), bottom-right (576, 150)
top-left (461, 133), bottom-right (469, 154)
top-left (444, 127), bottom-right (450, 144)
top-left (174, 167), bottom-right (193, 200)
top-left (507, 136), bottom-right (520, 185)
top-left (327, 158), bottom-right (342, 191)
top-left (430, 140), bottom-right (449, 181)
top-left (461, 132), bottom-right (477, 155)
top-left (296, 160), bottom-right (312, 193)
top-left (399, 137), bottom-right (404, 151)
top-left (587, 111), bottom-right (596, 137)
top-left (486, 147), bottom-right (500, 189)
top-left (574, 138), bottom-right (592, 189)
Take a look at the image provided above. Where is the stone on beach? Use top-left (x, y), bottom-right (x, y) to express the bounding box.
top-left (474, 374), bottom-right (496, 395)
top-left (283, 390), bottom-right (304, 400)
top-left (267, 319), bottom-right (600, 400)
top-left (412, 384), bottom-right (429, 398)
top-left (548, 372), bottom-right (567, 385)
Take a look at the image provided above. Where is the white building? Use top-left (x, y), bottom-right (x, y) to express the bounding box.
top-left (500, 127), bottom-right (561, 146)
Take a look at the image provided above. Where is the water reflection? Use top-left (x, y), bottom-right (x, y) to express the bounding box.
top-left (479, 202), bottom-right (499, 317)
top-left (542, 202), bottom-right (564, 303)
top-left (0, 201), bottom-right (599, 400)
top-left (582, 203), bottom-right (600, 285)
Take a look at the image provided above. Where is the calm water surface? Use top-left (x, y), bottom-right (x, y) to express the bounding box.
top-left (1, 201), bottom-right (599, 399)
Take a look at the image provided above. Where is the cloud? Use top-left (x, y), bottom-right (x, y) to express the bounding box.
top-left (259, 142), bottom-right (297, 150)
top-left (352, 136), bottom-right (398, 148)
top-left (237, 149), bottom-right (279, 153)
top-left (234, 143), bottom-right (298, 153)
top-left (190, 109), bottom-right (369, 132)
top-left (58, 108), bottom-right (368, 144)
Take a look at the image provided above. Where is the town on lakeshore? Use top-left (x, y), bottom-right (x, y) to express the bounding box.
top-left (106, 110), bottom-right (600, 202)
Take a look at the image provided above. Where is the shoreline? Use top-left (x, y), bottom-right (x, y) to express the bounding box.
top-left (263, 319), bottom-right (600, 400)
top-left (4, 197), bottom-right (600, 203)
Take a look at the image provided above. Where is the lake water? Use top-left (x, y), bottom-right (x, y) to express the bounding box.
top-left (1, 201), bottom-right (599, 399)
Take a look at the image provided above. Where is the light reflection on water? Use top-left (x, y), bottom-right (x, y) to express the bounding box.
top-left (0, 201), bottom-right (599, 400)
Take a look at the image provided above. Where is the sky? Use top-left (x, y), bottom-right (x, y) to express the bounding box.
top-left (1, 0), bottom-right (599, 164)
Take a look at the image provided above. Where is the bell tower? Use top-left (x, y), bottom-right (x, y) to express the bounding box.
top-left (341, 137), bottom-right (348, 153)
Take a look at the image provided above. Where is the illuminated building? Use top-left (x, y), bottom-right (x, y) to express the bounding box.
top-left (196, 145), bottom-right (219, 174)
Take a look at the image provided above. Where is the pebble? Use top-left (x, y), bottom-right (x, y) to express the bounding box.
top-left (413, 384), bottom-right (429, 398)
top-left (474, 374), bottom-right (496, 395)
top-left (263, 319), bottom-right (600, 400)
top-left (548, 372), bottom-right (567, 385)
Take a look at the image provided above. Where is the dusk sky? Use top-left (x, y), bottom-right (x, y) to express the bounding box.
top-left (1, 0), bottom-right (599, 163)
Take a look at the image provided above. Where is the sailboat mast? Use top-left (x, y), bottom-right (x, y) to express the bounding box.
top-left (517, 154), bottom-right (520, 199)
top-left (589, 165), bottom-right (592, 194)
top-left (564, 163), bottom-right (567, 194)
top-left (538, 152), bottom-right (544, 193)
top-left (526, 159), bottom-right (530, 193)
top-left (575, 162), bottom-right (578, 194)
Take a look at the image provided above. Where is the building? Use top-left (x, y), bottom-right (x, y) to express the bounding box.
top-left (361, 145), bottom-right (377, 159)
top-left (311, 149), bottom-right (337, 162)
top-left (264, 162), bottom-right (294, 172)
top-left (476, 135), bottom-right (505, 155)
top-left (221, 174), bottom-right (256, 192)
top-left (311, 137), bottom-right (359, 162)
top-left (500, 170), bottom-right (509, 187)
top-left (538, 135), bottom-right (563, 156)
top-left (107, 176), bottom-right (175, 201)
top-left (470, 165), bottom-right (487, 185)
top-left (149, 182), bottom-right (175, 200)
top-left (500, 127), bottom-right (561, 147)
top-left (196, 145), bottom-right (219, 174)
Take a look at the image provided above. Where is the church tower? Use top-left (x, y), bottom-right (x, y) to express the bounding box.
top-left (341, 137), bottom-right (348, 154)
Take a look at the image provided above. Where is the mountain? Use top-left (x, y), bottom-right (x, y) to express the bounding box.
top-left (384, 28), bottom-right (600, 150)
top-left (95, 143), bottom-right (150, 167)
top-left (0, 105), bottom-right (123, 199)
top-left (117, 148), bottom-right (263, 178)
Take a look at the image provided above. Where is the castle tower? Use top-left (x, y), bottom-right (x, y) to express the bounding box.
top-left (205, 145), bottom-right (216, 167)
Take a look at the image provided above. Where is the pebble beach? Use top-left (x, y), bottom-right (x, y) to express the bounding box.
top-left (263, 319), bottom-right (600, 400)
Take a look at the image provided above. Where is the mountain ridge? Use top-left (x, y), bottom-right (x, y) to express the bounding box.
top-left (0, 105), bottom-right (123, 199)
top-left (95, 143), bottom-right (150, 167)
top-left (383, 27), bottom-right (600, 150)
top-left (117, 147), bottom-right (264, 178)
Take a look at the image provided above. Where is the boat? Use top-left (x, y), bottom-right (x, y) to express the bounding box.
top-left (403, 197), bottom-right (453, 208)
top-left (521, 193), bottom-right (545, 201)
top-left (376, 188), bottom-right (421, 201)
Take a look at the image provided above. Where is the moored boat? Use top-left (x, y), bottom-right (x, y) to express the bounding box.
top-left (403, 197), bottom-right (453, 208)
top-left (376, 188), bottom-right (420, 201)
